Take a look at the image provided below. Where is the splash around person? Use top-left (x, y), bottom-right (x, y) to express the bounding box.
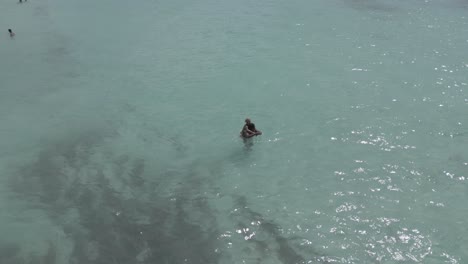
top-left (240, 118), bottom-right (262, 138)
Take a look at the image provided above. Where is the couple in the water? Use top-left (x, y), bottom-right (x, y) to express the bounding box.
top-left (240, 118), bottom-right (262, 138)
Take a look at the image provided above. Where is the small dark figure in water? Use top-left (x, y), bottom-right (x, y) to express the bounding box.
top-left (240, 118), bottom-right (262, 138)
top-left (8, 29), bottom-right (15, 38)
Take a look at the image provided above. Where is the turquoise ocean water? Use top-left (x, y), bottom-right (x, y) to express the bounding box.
top-left (1, 0), bottom-right (468, 263)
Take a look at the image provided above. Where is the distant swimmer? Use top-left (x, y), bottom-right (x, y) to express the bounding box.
top-left (8, 29), bottom-right (15, 38)
top-left (240, 118), bottom-right (262, 138)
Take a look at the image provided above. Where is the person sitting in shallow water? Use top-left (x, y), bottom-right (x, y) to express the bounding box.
top-left (8, 29), bottom-right (15, 38)
top-left (241, 118), bottom-right (262, 138)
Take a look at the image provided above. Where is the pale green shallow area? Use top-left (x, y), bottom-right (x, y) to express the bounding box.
top-left (0, 0), bottom-right (468, 263)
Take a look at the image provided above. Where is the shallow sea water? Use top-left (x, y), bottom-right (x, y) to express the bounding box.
top-left (1, 0), bottom-right (468, 263)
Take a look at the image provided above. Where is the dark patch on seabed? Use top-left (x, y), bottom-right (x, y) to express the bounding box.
top-left (343, 0), bottom-right (399, 12)
top-left (231, 196), bottom-right (335, 263)
top-left (442, 0), bottom-right (468, 9)
top-left (5, 134), bottom-right (221, 264)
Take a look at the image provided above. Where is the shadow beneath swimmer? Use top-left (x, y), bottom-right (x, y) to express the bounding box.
top-left (242, 137), bottom-right (254, 152)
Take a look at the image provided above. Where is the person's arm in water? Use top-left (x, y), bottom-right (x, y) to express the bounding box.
top-left (247, 127), bottom-right (260, 136)
top-left (241, 125), bottom-right (255, 137)
top-left (249, 124), bottom-right (262, 135)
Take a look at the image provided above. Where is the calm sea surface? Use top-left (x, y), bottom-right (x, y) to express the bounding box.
top-left (1, 0), bottom-right (468, 263)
